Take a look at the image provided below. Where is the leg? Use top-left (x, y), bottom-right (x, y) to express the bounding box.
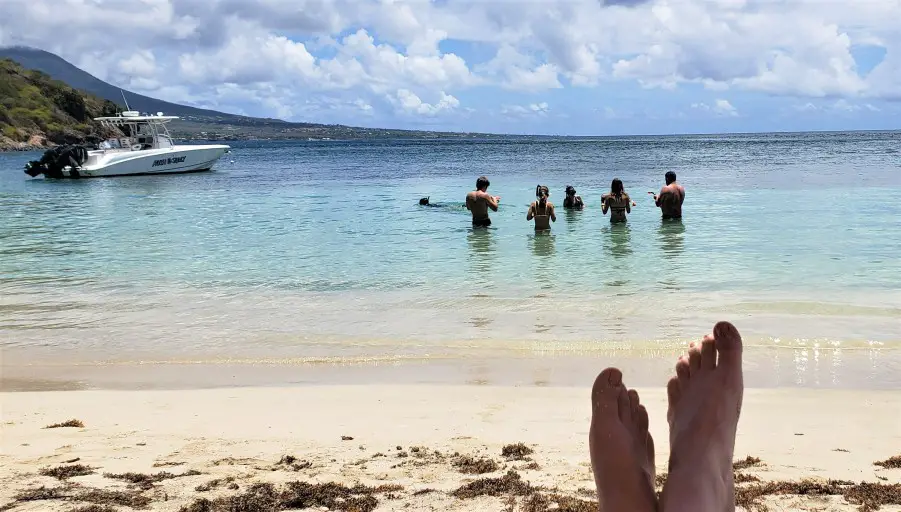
top-left (589, 368), bottom-right (657, 512)
top-left (661, 322), bottom-right (744, 512)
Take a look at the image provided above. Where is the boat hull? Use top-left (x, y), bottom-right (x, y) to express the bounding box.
top-left (58, 144), bottom-right (230, 178)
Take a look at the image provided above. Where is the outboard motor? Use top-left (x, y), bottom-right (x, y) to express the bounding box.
top-left (24, 145), bottom-right (89, 179)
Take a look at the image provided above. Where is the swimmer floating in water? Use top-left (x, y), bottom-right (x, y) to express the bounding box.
top-left (419, 197), bottom-right (465, 209)
top-left (527, 185), bottom-right (556, 231)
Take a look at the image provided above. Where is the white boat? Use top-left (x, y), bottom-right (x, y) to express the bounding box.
top-left (24, 111), bottom-right (230, 179)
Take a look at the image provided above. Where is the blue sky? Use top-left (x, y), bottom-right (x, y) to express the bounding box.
top-left (2, 0), bottom-right (899, 135)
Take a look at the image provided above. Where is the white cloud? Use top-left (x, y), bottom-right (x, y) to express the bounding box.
top-left (691, 99), bottom-right (738, 117)
top-left (478, 45), bottom-right (562, 92)
top-left (389, 89), bottom-right (460, 116)
top-left (501, 102), bottom-right (550, 118)
top-left (793, 100), bottom-right (882, 114)
top-left (0, 0), bottom-right (898, 127)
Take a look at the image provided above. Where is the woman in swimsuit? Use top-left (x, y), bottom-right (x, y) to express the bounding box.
top-left (601, 178), bottom-right (635, 223)
top-left (527, 185), bottom-right (556, 231)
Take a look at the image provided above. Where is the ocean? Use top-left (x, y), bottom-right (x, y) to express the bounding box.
top-left (2, 132), bottom-right (900, 390)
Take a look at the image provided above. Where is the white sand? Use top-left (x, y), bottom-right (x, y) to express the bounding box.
top-left (1, 385), bottom-right (900, 511)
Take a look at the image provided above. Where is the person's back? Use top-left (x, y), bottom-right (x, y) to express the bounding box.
top-left (528, 185), bottom-right (556, 231)
top-left (466, 176), bottom-right (500, 227)
top-left (654, 171), bottom-right (685, 219)
top-left (602, 179), bottom-right (633, 223)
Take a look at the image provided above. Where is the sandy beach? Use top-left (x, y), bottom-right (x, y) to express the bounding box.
top-left (1, 385), bottom-right (899, 511)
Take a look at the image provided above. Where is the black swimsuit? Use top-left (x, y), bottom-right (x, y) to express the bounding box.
top-left (472, 217), bottom-right (491, 227)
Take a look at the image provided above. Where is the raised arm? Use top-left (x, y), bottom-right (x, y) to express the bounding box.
top-left (654, 186), bottom-right (667, 207)
top-left (601, 194), bottom-right (609, 215)
top-left (483, 191), bottom-right (499, 211)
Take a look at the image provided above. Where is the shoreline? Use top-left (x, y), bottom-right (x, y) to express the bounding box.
top-left (1, 385), bottom-right (899, 511)
top-left (3, 346), bottom-right (901, 392)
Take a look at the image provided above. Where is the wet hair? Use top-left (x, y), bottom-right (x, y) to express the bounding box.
top-left (565, 185), bottom-right (576, 195)
top-left (476, 176), bottom-right (490, 190)
top-left (535, 185), bottom-right (549, 201)
top-left (611, 178), bottom-right (624, 198)
top-left (419, 197), bottom-right (430, 206)
top-left (665, 171), bottom-right (677, 185)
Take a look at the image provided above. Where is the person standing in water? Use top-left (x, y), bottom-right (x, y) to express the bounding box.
top-left (563, 185), bottom-right (584, 210)
top-left (602, 178), bottom-right (635, 223)
top-left (651, 171), bottom-right (685, 219)
top-left (465, 176), bottom-right (500, 227)
top-left (527, 185), bottom-right (556, 231)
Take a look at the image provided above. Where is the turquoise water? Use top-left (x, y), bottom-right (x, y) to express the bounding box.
top-left (1, 132), bottom-right (900, 389)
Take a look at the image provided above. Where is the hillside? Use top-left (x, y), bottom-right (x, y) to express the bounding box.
top-left (0, 59), bottom-right (121, 150)
top-left (0, 46), bottom-right (251, 121)
top-left (0, 46), bottom-right (498, 141)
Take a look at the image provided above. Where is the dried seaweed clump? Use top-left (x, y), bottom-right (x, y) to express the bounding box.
top-left (103, 470), bottom-right (201, 490)
top-left (12, 486), bottom-right (69, 503)
top-left (501, 443), bottom-right (534, 461)
top-left (44, 419), bottom-right (85, 429)
top-left (276, 455), bottom-right (312, 471)
top-left (521, 493), bottom-right (596, 512)
top-left (73, 488), bottom-right (152, 509)
top-left (195, 477), bottom-right (236, 492)
top-left (453, 455), bottom-right (500, 474)
top-left (179, 481), bottom-right (403, 512)
top-left (875, 456), bottom-right (901, 469)
top-left (734, 473), bottom-right (761, 483)
top-left (452, 470), bottom-right (535, 499)
top-left (735, 479), bottom-right (901, 512)
top-left (732, 456), bottom-right (762, 470)
top-left (40, 464), bottom-right (96, 480)
top-left (67, 506), bottom-right (118, 512)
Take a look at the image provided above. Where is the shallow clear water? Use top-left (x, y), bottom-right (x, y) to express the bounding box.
top-left (1, 132), bottom-right (900, 389)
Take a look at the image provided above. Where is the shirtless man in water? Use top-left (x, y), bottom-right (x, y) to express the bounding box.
top-left (465, 176), bottom-right (500, 227)
top-left (589, 321), bottom-right (744, 511)
top-left (652, 171), bottom-right (686, 219)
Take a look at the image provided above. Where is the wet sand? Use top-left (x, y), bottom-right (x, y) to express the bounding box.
top-left (1, 386), bottom-right (899, 511)
top-left (3, 345), bottom-right (901, 392)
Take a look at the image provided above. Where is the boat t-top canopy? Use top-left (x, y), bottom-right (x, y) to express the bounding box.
top-left (94, 111), bottom-right (179, 124)
top-left (94, 110), bottom-right (178, 124)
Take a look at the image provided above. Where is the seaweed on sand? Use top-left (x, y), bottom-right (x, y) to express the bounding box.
top-left (452, 455), bottom-right (500, 474)
top-left (452, 470), bottom-right (536, 499)
top-left (45, 419), bottom-right (85, 429)
top-left (66, 506), bottom-right (118, 512)
top-left (733, 456), bottom-right (762, 470)
top-left (72, 488), bottom-right (152, 509)
top-left (501, 443), bottom-right (534, 461)
top-left (735, 479), bottom-right (901, 512)
top-left (178, 481), bottom-right (404, 512)
top-left (521, 493), bottom-right (596, 512)
top-left (40, 464), bottom-right (96, 480)
top-left (875, 456), bottom-right (901, 469)
top-left (103, 470), bottom-right (202, 490)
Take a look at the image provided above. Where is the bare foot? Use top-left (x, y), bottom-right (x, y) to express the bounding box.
top-left (589, 367), bottom-right (657, 512)
top-left (661, 322), bottom-right (744, 512)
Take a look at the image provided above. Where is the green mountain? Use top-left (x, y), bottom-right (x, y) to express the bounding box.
top-left (0, 46), bottom-right (250, 121)
top-left (0, 58), bottom-right (121, 150)
top-left (0, 46), bottom-right (498, 142)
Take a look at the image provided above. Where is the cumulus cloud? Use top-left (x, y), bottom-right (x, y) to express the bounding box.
top-left (501, 102), bottom-right (551, 117)
top-left (0, 0), bottom-right (898, 129)
top-left (389, 89), bottom-right (460, 116)
top-left (691, 99), bottom-right (738, 117)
